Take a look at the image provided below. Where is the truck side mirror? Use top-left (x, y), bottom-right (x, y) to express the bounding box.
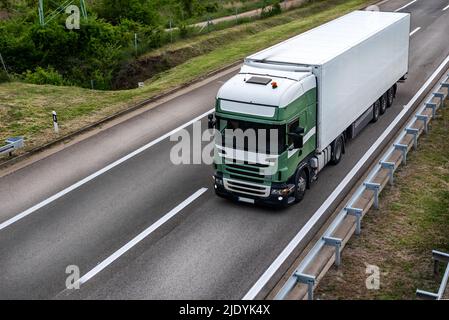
top-left (208, 114), bottom-right (216, 130)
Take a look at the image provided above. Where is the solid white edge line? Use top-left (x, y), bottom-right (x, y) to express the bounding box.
top-left (0, 109), bottom-right (214, 231)
top-left (395, 0), bottom-right (417, 12)
top-left (242, 53), bottom-right (449, 300)
top-left (77, 187), bottom-right (208, 285)
top-left (409, 27), bottom-right (421, 36)
top-left (443, 4), bottom-right (449, 11)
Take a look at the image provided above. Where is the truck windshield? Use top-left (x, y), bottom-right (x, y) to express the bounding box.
top-left (217, 117), bottom-right (286, 154)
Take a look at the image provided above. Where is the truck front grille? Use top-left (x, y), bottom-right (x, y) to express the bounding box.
top-left (224, 178), bottom-right (270, 197)
top-left (224, 162), bottom-right (271, 182)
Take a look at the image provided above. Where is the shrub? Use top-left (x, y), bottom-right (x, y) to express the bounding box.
top-left (23, 66), bottom-right (65, 86)
top-left (261, 1), bottom-right (282, 18)
top-left (0, 70), bottom-right (10, 83)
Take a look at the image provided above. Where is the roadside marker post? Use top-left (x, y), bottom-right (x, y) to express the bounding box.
top-left (52, 111), bottom-right (59, 134)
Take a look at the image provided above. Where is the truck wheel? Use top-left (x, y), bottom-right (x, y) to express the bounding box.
top-left (372, 100), bottom-right (380, 123)
top-left (294, 169), bottom-right (307, 203)
top-left (380, 94), bottom-right (387, 115)
top-left (387, 86), bottom-right (395, 107)
top-left (330, 136), bottom-right (343, 165)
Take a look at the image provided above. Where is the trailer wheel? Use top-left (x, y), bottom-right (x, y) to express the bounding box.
top-left (380, 94), bottom-right (387, 115)
top-left (294, 169), bottom-right (307, 203)
top-left (372, 100), bottom-right (380, 123)
top-left (387, 86), bottom-right (395, 107)
top-left (330, 135), bottom-right (344, 165)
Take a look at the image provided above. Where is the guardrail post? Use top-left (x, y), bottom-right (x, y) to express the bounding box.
top-left (433, 92), bottom-right (445, 106)
top-left (323, 236), bottom-right (342, 267)
top-left (405, 127), bottom-right (419, 150)
top-left (364, 182), bottom-right (381, 209)
top-left (380, 161), bottom-right (395, 185)
top-left (432, 250), bottom-right (449, 276)
top-left (394, 143), bottom-right (408, 165)
top-left (441, 81), bottom-right (449, 90)
top-left (416, 250), bottom-right (449, 300)
top-left (345, 207), bottom-right (363, 235)
top-left (294, 273), bottom-right (316, 300)
top-left (426, 102), bottom-right (438, 117)
top-left (425, 102), bottom-right (437, 118)
top-left (415, 114), bottom-right (429, 134)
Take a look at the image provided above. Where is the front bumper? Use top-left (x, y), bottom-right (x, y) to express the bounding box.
top-left (213, 175), bottom-right (294, 207)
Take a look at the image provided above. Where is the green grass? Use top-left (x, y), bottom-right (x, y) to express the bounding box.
top-left (0, 0), bottom-right (374, 153)
top-left (315, 105), bottom-right (449, 300)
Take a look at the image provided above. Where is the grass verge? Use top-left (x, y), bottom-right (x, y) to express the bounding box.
top-left (0, 0), bottom-right (374, 155)
top-left (315, 104), bottom-right (449, 300)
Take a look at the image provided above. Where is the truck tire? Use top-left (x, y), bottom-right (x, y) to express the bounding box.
top-left (372, 100), bottom-right (380, 123)
top-left (294, 169), bottom-right (308, 203)
top-left (330, 135), bottom-right (344, 165)
top-left (387, 86), bottom-right (395, 107)
top-left (380, 94), bottom-right (387, 115)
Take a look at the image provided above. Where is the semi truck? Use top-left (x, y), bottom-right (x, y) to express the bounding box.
top-left (209, 10), bottom-right (410, 207)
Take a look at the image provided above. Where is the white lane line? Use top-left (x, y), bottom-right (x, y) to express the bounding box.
top-left (409, 27), bottom-right (421, 36)
top-left (395, 0), bottom-right (417, 11)
top-left (0, 109), bottom-right (214, 232)
top-left (243, 53), bottom-right (449, 300)
top-left (443, 4), bottom-right (449, 11)
top-left (76, 187), bottom-right (208, 285)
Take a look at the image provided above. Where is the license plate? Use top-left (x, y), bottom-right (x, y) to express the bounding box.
top-left (238, 197), bottom-right (255, 204)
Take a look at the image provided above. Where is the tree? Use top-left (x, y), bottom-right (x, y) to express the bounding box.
top-left (96, 0), bottom-right (161, 26)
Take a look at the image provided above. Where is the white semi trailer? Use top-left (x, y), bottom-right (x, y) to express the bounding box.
top-left (210, 10), bottom-right (411, 206)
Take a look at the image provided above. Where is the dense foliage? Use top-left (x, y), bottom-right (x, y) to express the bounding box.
top-left (0, 0), bottom-right (282, 89)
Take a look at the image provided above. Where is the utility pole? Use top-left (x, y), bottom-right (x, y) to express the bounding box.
top-left (169, 18), bottom-right (173, 42)
top-left (0, 53), bottom-right (9, 78)
top-left (38, 0), bottom-right (45, 26)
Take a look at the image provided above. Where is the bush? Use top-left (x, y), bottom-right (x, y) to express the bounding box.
top-left (0, 70), bottom-right (10, 83)
top-left (95, 0), bottom-right (161, 26)
top-left (24, 66), bottom-right (65, 86)
top-left (261, 1), bottom-right (282, 18)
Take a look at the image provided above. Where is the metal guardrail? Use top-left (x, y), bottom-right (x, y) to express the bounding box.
top-left (0, 137), bottom-right (24, 157)
top-left (416, 250), bottom-right (449, 300)
top-left (275, 73), bottom-right (449, 300)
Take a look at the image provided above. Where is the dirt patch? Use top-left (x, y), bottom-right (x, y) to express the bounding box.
top-left (315, 105), bottom-right (449, 300)
top-left (113, 42), bottom-right (219, 89)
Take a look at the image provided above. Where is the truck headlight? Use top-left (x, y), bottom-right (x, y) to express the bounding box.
top-left (271, 185), bottom-right (295, 196)
top-left (214, 176), bottom-right (223, 186)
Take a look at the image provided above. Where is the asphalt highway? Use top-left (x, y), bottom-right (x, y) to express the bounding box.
top-left (0, 0), bottom-right (448, 299)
